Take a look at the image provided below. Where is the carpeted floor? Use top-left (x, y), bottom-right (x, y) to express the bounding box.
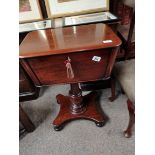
top-left (19, 85), bottom-right (135, 155)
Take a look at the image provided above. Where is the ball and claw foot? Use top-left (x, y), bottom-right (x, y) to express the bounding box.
top-left (54, 125), bottom-right (63, 131)
top-left (123, 130), bottom-right (131, 138)
top-left (95, 121), bottom-right (105, 127)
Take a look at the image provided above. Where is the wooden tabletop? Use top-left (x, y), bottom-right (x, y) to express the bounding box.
top-left (19, 23), bottom-right (121, 58)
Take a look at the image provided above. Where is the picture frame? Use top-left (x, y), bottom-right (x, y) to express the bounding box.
top-left (64, 11), bottom-right (118, 26)
top-left (19, 0), bottom-right (43, 23)
top-left (45, 0), bottom-right (109, 18)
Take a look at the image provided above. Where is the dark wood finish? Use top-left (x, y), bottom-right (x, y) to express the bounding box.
top-left (25, 49), bottom-right (114, 85)
top-left (19, 16), bottom-right (121, 92)
top-left (39, 0), bottom-right (48, 19)
top-left (81, 46), bottom-right (123, 92)
top-left (19, 104), bottom-right (35, 132)
top-left (117, 8), bottom-right (135, 59)
top-left (124, 11), bottom-right (135, 59)
top-left (124, 99), bottom-right (135, 138)
top-left (116, 47), bottom-right (125, 59)
top-left (19, 32), bottom-right (29, 45)
top-left (19, 65), bottom-right (40, 134)
top-left (69, 83), bottom-right (85, 114)
top-left (115, 1), bottom-right (124, 18)
top-left (81, 79), bottom-right (110, 91)
top-left (19, 24), bottom-right (121, 58)
top-left (20, 23), bottom-right (121, 130)
top-left (19, 64), bottom-right (40, 101)
top-left (107, 21), bottom-right (120, 33)
top-left (74, 22), bottom-right (121, 92)
top-left (105, 47), bottom-right (119, 77)
top-left (110, 0), bottom-right (121, 15)
top-left (20, 23), bottom-right (121, 89)
top-left (19, 65), bottom-right (34, 94)
top-left (53, 84), bottom-right (106, 130)
top-left (109, 74), bottom-right (135, 138)
top-left (109, 76), bottom-right (117, 102)
top-left (111, 1), bottom-right (133, 24)
top-left (20, 59), bottom-right (41, 88)
top-left (110, 0), bottom-right (135, 59)
top-left (20, 24), bottom-right (121, 87)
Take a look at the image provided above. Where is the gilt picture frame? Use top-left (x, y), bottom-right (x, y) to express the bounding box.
top-left (19, 0), bottom-right (43, 23)
top-left (45, 0), bottom-right (109, 18)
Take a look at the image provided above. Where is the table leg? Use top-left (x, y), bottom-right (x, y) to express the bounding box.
top-left (53, 83), bottom-right (106, 131)
top-left (19, 104), bottom-right (35, 132)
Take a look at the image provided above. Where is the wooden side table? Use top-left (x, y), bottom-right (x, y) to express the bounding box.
top-left (19, 23), bottom-right (121, 131)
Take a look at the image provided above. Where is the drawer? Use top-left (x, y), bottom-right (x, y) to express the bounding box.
top-left (27, 49), bottom-right (111, 85)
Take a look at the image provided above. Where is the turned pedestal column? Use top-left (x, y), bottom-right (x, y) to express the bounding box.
top-left (53, 83), bottom-right (106, 131)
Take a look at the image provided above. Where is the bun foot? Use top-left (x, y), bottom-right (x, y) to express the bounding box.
top-left (54, 125), bottom-right (63, 131)
top-left (95, 121), bottom-right (105, 127)
top-left (123, 130), bottom-right (132, 138)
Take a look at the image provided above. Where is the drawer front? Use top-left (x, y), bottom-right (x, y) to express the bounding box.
top-left (27, 49), bottom-right (111, 85)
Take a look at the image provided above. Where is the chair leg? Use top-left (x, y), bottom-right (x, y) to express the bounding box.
top-left (19, 104), bottom-right (35, 132)
top-left (124, 48), bottom-right (130, 60)
top-left (124, 99), bottom-right (135, 138)
top-left (109, 77), bottom-right (117, 102)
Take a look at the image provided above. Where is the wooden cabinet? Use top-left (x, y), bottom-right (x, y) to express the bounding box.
top-left (26, 49), bottom-right (110, 85)
top-left (20, 24), bottom-right (121, 87)
top-left (20, 24), bottom-right (121, 130)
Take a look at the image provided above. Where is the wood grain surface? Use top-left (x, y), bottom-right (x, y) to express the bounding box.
top-left (19, 23), bottom-right (121, 58)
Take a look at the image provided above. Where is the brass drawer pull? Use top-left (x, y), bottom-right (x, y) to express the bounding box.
top-left (64, 57), bottom-right (74, 79)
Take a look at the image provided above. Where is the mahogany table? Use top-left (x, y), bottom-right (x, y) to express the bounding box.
top-left (19, 23), bottom-right (121, 131)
